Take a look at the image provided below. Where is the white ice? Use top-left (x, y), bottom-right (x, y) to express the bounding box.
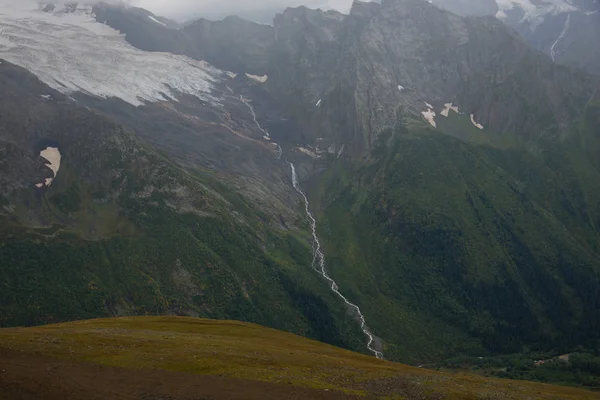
top-left (440, 102), bottom-right (460, 117)
top-left (36, 146), bottom-right (61, 187)
top-left (147, 15), bottom-right (167, 27)
top-left (0, 1), bottom-right (224, 107)
top-left (470, 114), bottom-right (484, 130)
top-left (297, 147), bottom-right (319, 159)
top-left (422, 109), bottom-right (437, 128)
top-left (245, 73), bottom-right (268, 83)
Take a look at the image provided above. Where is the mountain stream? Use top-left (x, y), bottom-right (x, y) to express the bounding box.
top-left (243, 95), bottom-right (384, 359)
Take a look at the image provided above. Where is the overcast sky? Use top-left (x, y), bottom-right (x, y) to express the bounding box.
top-left (132, 0), bottom-right (355, 23)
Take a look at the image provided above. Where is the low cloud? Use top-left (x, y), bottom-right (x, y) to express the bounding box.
top-left (131, 0), bottom-right (354, 23)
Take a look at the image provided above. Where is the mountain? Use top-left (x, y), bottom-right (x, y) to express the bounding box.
top-left (0, 2), bottom-right (367, 354)
top-left (93, 3), bottom-right (273, 75)
top-left (2, 0), bottom-right (600, 388)
top-left (429, 0), bottom-right (600, 75)
top-left (0, 316), bottom-right (596, 399)
top-left (263, 0), bottom-right (600, 363)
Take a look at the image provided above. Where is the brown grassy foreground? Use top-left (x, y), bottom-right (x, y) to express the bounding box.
top-left (0, 316), bottom-right (597, 399)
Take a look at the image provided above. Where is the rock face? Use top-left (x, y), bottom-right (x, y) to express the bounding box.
top-left (265, 0), bottom-right (600, 363)
top-left (93, 4), bottom-right (273, 75)
top-left (269, 0), bottom-right (598, 155)
top-left (430, 0), bottom-right (600, 75)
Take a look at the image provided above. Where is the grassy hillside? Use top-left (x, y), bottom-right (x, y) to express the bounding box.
top-left (0, 316), bottom-right (596, 399)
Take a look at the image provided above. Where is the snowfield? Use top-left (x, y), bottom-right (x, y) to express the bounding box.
top-left (422, 107), bottom-right (437, 128)
top-left (37, 146), bottom-right (61, 187)
top-left (495, 0), bottom-right (578, 28)
top-left (0, 1), bottom-right (225, 106)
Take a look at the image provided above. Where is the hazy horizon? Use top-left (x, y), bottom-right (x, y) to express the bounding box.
top-left (131, 0), bottom-right (356, 23)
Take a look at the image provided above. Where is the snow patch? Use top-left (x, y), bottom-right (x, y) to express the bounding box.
top-left (397, 85), bottom-right (405, 92)
top-left (422, 109), bottom-right (437, 128)
top-left (147, 15), bottom-right (167, 27)
top-left (298, 147), bottom-right (319, 159)
top-left (36, 146), bottom-right (61, 187)
top-left (0, 1), bottom-right (222, 106)
top-left (225, 71), bottom-right (237, 79)
top-left (425, 102), bottom-right (434, 109)
top-left (470, 114), bottom-right (484, 130)
top-left (245, 73), bottom-right (268, 83)
top-left (316, 99), bottom-right (322, 107)
top-left (440, 102), bottom-right (460, 117)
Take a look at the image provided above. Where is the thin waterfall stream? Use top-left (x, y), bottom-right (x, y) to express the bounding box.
top-left (290, 164), bottom-right (384, 359)
top-left (241, 94), bottom-right (383, 358)
top-left (240, 95), bottom-right (282, 159)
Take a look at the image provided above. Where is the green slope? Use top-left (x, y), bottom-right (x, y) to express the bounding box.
top-left (314, 109), bottom-right (600, 365)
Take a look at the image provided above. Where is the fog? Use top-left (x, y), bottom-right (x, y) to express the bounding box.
top-left (132, 0), bottom-right (355, 23)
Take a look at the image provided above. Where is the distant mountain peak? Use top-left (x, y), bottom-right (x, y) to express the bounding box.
top-left (429, 0), bottom-right (600, 74)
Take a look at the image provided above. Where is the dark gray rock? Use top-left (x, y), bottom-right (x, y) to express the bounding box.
top-left (430, 0), bottom-right (600, 75)
top-left (93, 4), bottom-right (273, 75)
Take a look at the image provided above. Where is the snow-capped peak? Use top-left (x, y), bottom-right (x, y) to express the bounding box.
top-left (0, 1), bottom-right (224, 106)
top-left (495, 0), bottom-right (578, 28)
top-left (147, 15), bottom-right (167, 27)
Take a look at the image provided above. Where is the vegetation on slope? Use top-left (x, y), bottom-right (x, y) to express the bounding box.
top-left (438, 350), bottom-right (600, 390)
top-left (313, 109), bottom-right (600, 369)
top-left (0, 316), bottom-right (596, 399)
top-left (0, 61), bottom-right (366, 354)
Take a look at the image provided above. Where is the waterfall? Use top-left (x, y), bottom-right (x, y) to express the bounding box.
top-left (242, 91), bottom-right (383, 358)
top-left (241, 95), bottom-right (282, 159)
top-left (290, 163), bottom-right (384, 359)
top-left (551, 13), bottom-right (571, 62)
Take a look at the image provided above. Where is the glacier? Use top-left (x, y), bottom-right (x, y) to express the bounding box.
top-left (0, 1), bottom-right (226, 106)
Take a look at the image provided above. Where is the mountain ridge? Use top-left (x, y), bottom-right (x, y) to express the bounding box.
top-left (429, 0), bottom-right (600, 75)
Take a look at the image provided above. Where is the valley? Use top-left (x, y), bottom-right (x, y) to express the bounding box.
top-left (1, 0), bottom-right (600, 395)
